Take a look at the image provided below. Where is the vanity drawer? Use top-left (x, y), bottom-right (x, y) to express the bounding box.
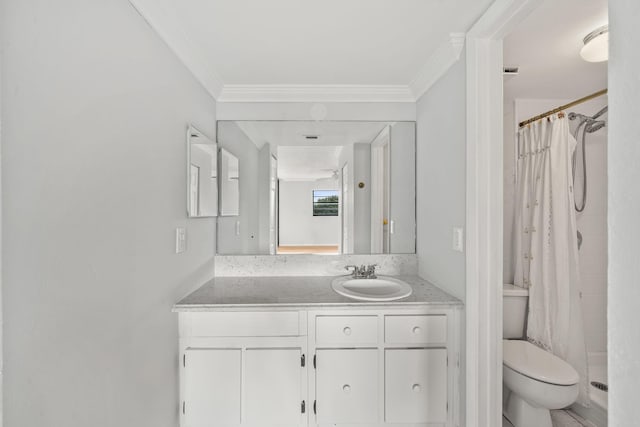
top-left (188, 311), bottom-right (300, 337)
top-left (315, 315), bottom-right (378, 345)
top-left (384, 315), bottom-right (447, 344)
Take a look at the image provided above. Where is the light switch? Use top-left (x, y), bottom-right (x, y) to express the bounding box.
top-left (452, 227), bottom-right (464, 252)
top-left (176, 227), bottom-right (186, 253)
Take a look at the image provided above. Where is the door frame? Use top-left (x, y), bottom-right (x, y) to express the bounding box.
top-left (370, 125), bottom-right (390, 253)
top-left (464, 1), bottom-right (542, 425)
top-left (340, 162), bottom-right (352, 254)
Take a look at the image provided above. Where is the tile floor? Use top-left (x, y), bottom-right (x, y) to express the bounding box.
top-left (502, 410), bottom-right (597, 427)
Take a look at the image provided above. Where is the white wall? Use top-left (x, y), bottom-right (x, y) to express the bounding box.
top-left (216, 121), bottom-right (262, 254)
top-left (415, 50), bottom-right (466, 427)
top-left (576, 98), bottom-right (608, 357)
top-left (505, 98), bottom-right (608, 356)
top-left (0, 1), bottom-right (217, 426)
top-left (353, 143), bottom-right (372, 253)
top-left (279, 179), bottom-right (341, 246)
top-left (609, 1), bottom-right (640, 424)
top-left (416, 51), bottom-right (466, 302)
top-left (0, 30), bottom-right (4, 423)
top-left (389, 122), bottom-right (417, 253)
top-left (503, 99), bottom-right (517, 283)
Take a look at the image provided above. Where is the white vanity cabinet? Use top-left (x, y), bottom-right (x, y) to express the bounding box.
top-left (178, 307), bottom-right (460, 427)
top-left (179, 311), bottom-right (308, 427)
top-left (308, 310), bottom-right (458, 427)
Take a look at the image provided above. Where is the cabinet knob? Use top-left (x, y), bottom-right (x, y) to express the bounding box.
top-left (343, 384), bottom-right (351, 393)
top-left (412, 326), bottom-right (421, 334)
top-left (412, 383), bottom-right (421, 392)
top-left (343, 326), bottom-right (352, 335)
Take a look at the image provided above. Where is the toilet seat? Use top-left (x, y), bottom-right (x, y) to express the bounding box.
top-left (503, 340), bottom-right (579, 386)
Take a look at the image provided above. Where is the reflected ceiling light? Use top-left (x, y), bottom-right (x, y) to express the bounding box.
top-left (580, 25), bottom-right (608, 62)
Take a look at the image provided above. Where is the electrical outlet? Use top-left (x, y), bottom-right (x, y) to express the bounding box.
top-left (452, 227), bottom-right (464, 252)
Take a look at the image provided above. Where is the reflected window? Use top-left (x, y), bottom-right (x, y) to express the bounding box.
top-left (313, 190), bottom-right (339, 216)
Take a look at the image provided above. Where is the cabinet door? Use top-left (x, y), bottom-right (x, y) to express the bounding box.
top-left (245, 348), bottom-right (303, 426)
top-left (315, 349), bottom-right (378, 424)
top-left (385, 348), bottom-right (447, 424)
top-left (184, 348), bottom-right (241, 427)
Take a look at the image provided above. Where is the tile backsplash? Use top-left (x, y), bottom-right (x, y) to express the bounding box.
top-left (214, 254), bottom-right (418, 277)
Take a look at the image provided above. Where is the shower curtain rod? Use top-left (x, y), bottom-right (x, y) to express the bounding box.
top-left (518, 88), bottom-right (608, 128)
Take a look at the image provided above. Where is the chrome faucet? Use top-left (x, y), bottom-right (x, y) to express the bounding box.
top-left (344, 264), bottom-right (378, 279)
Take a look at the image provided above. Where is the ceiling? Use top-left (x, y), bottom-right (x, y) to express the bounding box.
top-left (277, 146), bottom-right (343, 181)
top-left (232, 121), bottom-right (391, 180)
top-left (236, 121), bottom-right (390, 149)
top-left (503, 0), bottom-right (608, 101)
top-left (129, 0), bottom-right (608, 103)
top-left (129, 0), bottom-right (493, 101)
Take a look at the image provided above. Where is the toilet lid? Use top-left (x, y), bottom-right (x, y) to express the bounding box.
top-left (503, 340), bottom-right (579, 386)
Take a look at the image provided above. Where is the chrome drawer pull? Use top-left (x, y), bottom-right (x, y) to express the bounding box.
top-left (343, 326), bottom-right (352, 335)
top-left (343, 384), bottom-right (351, 393)
top-left (412, 383), bottom-right (421, 392)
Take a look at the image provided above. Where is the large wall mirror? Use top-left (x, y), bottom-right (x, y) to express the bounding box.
top-left (187, 125), bottom-right (218, 218)
top-left (216, 121), bottom-right (416, 255)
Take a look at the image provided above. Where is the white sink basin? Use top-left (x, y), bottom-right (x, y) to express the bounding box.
top-left (331, 276), bottom-right (412, 301)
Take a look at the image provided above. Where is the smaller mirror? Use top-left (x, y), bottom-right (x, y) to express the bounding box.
top-left (219, 147), bottom-right (240, 216)
top-left (187, 125), bottom-right (218, 218)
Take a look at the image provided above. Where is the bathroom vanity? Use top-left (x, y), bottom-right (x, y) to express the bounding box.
top-left (174, 276), bottom-right (462, 427)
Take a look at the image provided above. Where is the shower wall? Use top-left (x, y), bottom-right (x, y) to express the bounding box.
top-left (503, 97), bottom-right (608, 355)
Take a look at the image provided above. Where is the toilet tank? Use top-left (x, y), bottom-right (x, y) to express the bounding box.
top-left (503, 284), bottom-right (529, 339)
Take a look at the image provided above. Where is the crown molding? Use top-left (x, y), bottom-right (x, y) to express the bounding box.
top-left (409, 33), bottom-right (466, 100)
top-left (218, 85), bottom-right (416, 103)
top-left (128, 0), bottom-right (224, 98)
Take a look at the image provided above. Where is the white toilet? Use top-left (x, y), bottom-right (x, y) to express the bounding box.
top-left (503, 284), bottom-right (580, 427)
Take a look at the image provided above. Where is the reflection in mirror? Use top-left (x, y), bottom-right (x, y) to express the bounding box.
top-left (216, 121), bottom-right (416, 255)
top-left (187, 125), bottom-right (217, 218)
top-left (219, 148), bottom-right (240, 216)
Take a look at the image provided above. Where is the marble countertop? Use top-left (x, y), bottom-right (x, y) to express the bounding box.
top-left (173, 275), bottom-right (462, 311)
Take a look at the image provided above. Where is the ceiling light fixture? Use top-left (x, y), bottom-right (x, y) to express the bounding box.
top-left (580, 25), bottom-right (608, 62)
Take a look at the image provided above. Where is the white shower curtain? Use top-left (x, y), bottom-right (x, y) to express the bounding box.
top-left (514, 114), bottom-right (590, 406)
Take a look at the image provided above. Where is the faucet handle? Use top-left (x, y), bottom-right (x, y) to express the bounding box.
top-left (344, 265), bottom-right (358, 276)
top-left (365, 264), bottom-right (379, 278)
